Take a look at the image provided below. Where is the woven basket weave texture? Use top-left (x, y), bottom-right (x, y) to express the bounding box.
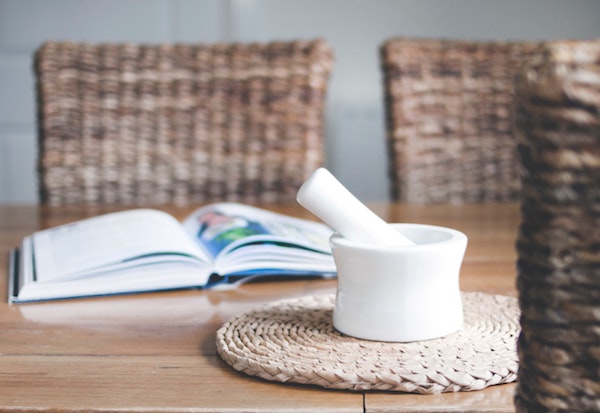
top-left (217, 292), bottom-right (520, 394)
top-left (514, 40), bottom-right (600, 413)
top-left (35, 39), bottom-right (333, 205)
top-left (381, 38), bottom-right (540, 204)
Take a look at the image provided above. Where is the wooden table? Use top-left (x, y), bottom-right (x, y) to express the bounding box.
top-left (0, 203), bottom-right (521, 412)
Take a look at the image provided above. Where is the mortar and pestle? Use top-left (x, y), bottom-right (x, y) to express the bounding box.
top-left (297, 168), bottom-right (467, 342)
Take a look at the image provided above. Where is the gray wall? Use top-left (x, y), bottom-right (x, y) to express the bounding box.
top-left (1, 0), bottom-right (599, 204)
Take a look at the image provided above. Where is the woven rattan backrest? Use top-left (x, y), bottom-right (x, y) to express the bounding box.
top-left (514, 40), bottom-right (600, 412)
top-left (381, 38), bottom-right (539, 203)
top-left (35, 40), bottom-right (333, 205)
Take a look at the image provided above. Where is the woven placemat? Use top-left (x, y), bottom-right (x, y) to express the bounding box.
top-left (216, 292), bottom-right (520, 394)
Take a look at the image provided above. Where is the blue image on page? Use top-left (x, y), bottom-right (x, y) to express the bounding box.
top-left (196, 211), bottom-right (270, 257)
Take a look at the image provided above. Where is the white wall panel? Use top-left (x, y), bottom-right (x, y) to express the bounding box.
top-left (0, 55), bottom-right (35, 124)
top-left (0, 0), bottom-right (172, 51)
top-left (172, 0), bottom-right (226, 43)
top-left (325, 102), bottom-right (389, 200)
top-left (0, 127), bottom-right (36, 204)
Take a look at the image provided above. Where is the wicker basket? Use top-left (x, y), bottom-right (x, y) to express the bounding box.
top-left (35, 39), bottom-right (334, 205)
top-left (514, 40), bottom-right (600, 412)
top-left (381, 38), bottom-right (539, 203)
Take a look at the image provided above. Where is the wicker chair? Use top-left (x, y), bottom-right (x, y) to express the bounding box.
top-left (35, 39), bottom-right (333, 205)
top-left (514, 40), bottom-right (600, 413)
top-left (381, 37), bottom-right (540, 203)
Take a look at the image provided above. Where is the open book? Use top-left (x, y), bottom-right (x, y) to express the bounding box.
top-left (9, 203), bottom-right (336, 303)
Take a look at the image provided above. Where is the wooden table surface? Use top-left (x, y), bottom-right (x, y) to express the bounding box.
top-left (0, 203), bottom-right (521, 412)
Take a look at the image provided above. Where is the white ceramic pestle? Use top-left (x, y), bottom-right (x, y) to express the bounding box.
top-left (297, 168), bottom-right (414, 246)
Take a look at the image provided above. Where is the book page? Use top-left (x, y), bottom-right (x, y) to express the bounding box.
top-left (182, 203), bottom-right (334, 259)
top-left (32, 209), bottom-right (206, 282)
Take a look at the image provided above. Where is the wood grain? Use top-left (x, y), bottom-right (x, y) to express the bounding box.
top-left (0, 203), bottom-right (520, 412)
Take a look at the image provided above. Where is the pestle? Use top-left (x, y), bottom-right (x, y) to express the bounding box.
top-left (297, 168), bottom-right (415, 246)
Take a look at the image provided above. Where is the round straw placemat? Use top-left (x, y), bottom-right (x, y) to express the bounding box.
top-left (216, 292), bottom-right (520, 394)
